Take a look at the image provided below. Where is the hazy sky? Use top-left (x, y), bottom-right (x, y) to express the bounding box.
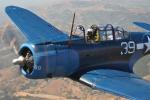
top-left (0, 0), bottom-right (61, 12)
top-left (1, 0), bottom-right (150, 31)
top-left (0, 0), bottom-right (60, 5)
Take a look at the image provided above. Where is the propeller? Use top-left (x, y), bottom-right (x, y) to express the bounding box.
top-left (12, 56), bottom-right (25, 66)
top-left (12, 50), bottom-right (34, 75)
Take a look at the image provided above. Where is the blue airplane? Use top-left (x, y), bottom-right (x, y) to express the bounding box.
top-left (5, 6), bottom-right (150, 100)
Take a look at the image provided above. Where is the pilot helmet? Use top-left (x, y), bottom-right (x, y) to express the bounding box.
top-left (87, 28), bottom-right (93, 33)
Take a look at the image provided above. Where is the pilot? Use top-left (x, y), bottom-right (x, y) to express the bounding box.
top-left (86, 25), bottom-right (100, 43)
top-left (91, 25), bottom-right (100, 42)
top-left (87, 28), bottom-right (94, 42)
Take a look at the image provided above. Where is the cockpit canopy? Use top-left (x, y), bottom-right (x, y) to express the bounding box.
top-left (73, 24), bottom-right (129, 43)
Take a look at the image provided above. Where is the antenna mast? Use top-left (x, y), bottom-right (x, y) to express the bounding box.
top-left (69, 12), bottom-right (76, 45)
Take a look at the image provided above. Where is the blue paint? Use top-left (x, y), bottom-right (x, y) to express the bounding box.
top-left (19, 43), bottom-right (79, 79)
top-left (80, 69), bottom-right (150, 100)
top-left (134, 22), bottom-right (150, 32)
top-left (6, 6), bottom-right (150, 100)
top-left (5, 6), bottom-right (69, 43)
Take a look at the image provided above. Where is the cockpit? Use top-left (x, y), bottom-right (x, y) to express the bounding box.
top-left (73, 24), bottom-right (129, 43)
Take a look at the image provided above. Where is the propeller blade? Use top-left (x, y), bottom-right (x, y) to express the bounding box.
top-left (12, 56), bottom-right (25, 66)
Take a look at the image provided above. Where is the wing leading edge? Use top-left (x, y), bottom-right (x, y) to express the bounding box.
top-left (5, 6), bottom-right (69, 43)
top-left (80, 69), bottom-right (150, 100)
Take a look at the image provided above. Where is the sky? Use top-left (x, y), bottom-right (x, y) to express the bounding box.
top-left (0, 0), bottom-right (61, 13)
top-left (1, 0), bottom-right (150, 31)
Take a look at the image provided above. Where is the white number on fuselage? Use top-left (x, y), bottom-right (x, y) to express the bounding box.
top-left (121, 41), bottom-right (135, 55)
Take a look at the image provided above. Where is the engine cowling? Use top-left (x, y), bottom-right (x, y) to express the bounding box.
top-left (18, 42), bottom-right (79, 79)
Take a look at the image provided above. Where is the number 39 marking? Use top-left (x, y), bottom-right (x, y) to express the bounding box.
top-left (121, 41), bottom-right (135, 55)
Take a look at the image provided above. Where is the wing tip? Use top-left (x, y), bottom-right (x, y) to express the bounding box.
top-left (133, 21), bottom-right (150, 31)
top-left (5, 6), bottom-right (22, 14)
top-left (5, 6), bottom-right (15, 14)
top-left (133, 21), bottom-right (143, 24)
top-left (133, 21), bottom-right (146, 26)
top-left (133, 21), bottom-right (137, 24)
top-left (133, 21), bottom-right (150, 25)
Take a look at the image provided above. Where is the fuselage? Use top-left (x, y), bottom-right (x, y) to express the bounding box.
top-left (6, 6), bottom-right (150, 80)
top-left (18, 31), bottom-right (150, 79)
top-left (68, 32), bottom-right (150, 77)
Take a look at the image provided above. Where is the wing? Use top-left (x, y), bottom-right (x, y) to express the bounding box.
top-left (80, 69), bottom-right (150, 100)
top-left (5, 6), bottom-right (69, 43)
top-left (133, 22), bottom-right (150, 31)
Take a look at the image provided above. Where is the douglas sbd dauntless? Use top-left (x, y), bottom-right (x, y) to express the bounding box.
top-left (5, 6), bottom-right (150, 100)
